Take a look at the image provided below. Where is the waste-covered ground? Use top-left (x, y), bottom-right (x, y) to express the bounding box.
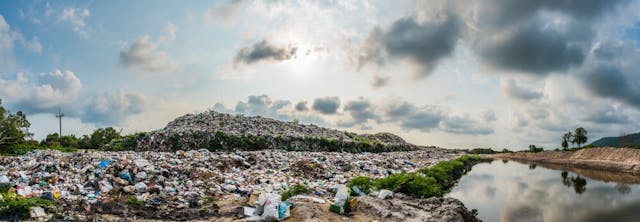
top-left (0, 147), bottom-right (481, 221)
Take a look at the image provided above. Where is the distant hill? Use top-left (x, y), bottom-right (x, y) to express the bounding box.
top-left (590, 132), bottom-right (640, 148)
top-left (135, 111), bottom-right (425, 152)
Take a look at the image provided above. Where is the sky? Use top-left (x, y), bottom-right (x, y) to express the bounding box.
top-left (1, 0), bottom-right (640, 150)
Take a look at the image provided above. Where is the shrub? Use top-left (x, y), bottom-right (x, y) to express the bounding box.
top-left (375, 173), bottom-right (410, 191)
top-left (398, 175), bottom-right (441, 198)
top-left (0, 195), bottom-right (57, 219)
top-left (348, 176), bottom-right (375, 194)
top-left (281, 184), bottom-right (310, 201)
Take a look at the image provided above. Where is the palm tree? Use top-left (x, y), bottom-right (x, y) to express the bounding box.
top-left (562, 131), bottom-right (573, 150)
top-left (572, 127), bottom-right (588, 149)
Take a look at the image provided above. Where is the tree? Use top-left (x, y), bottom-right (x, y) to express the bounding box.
top-left (89, 127), bottom-right (121, 149)
top-left (572, 127), bottom-right (588, 149)
top-left (528, 144), bottom-right (543, 153)
top-left (562, 131), bottom-right (573, 150)
top-left (0, 99), bottom-right (31, 147)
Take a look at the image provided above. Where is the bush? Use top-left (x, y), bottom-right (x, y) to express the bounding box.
top-left (398, 175), bottom-right (441, 198)
top-left (281, 184), bottom-right (310, 201)
top-left (0, 144), bottom-right (77, 156)
top-left (375, 173), bottom-right (410, 191)
top-left (348, 176), bottom-right (375, 194)
top-left (0, 195), bottom-right (57, 219)
top-left (345, 155), bottom-right (482, 199)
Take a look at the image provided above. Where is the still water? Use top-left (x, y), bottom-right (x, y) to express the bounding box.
top-left (448, 160), bottom-right (640, 222)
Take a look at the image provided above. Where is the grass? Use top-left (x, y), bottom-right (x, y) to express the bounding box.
top-left (0, 144), bottom-right (77, 156)
top-left (125, 196), bottom-right (144, 206)
top-left (0, 193), bottom-right (58, 220)
top-left (281, 184), bottom-right (310, 201)
top-left (348, 176), bottom-right (375, 194)
top-left (347, 155), bottom-right (482, 198)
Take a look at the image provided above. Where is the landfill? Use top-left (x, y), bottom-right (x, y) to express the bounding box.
top-left (0, 147), bottom-right (462, 221)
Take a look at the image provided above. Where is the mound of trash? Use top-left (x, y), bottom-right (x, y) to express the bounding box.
top-left (136, 111), bottom-right (424, 152)
top-left (0, 148), bottom-right (460, 220)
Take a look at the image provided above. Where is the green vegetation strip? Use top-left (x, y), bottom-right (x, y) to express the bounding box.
top-left (0, 192), bottom-right (58, 220)
top-left (348, 155), bottom-right (482, 198)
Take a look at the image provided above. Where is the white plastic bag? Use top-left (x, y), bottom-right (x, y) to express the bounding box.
top-left (261, 193), bottom-right (282, 221)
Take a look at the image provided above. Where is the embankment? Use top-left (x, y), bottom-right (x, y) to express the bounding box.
top-left (489, 147), bottom-right (640, 175)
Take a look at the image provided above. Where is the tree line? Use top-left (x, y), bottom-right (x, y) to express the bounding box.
top-left (0, 99), bottom-right (134, 154)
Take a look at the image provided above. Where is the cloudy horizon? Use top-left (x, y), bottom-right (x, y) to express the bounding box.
top-left (1, 0), bottom-right (639, 150)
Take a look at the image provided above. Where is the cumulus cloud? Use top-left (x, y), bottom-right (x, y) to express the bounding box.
top-left (56, 7), bottom-right (91, 38)
top-left (235, 94), bottom-right (292, 119)
top-left (580, 65), bottom-right (640, 108)
top-left (0, 15), bottom-right (42, 67)
top-left (119, 22), bottom-right (179, 73)
top-left (294, 101), bottom-right (308, 112)
top-left (0, 69), bottom-right (148, 126)
top-left (0, 70), bottom-right (82, 113)
top-left (312, 96), bottom-right (341, 115)
top-left (359, 13), bottom-right (461, 77)
top-left (468, 0), bottom-right (630, 75)
top-left (233, 40), bottom-right (297, 65)
top-left (501, 78), bottom-right (544, 101)
top-left (338, 97), bottom-right (377, 127)
top-left (81, 92), bottom-right (148, 125)
top-left (381, 98), bottom-right (494, 135)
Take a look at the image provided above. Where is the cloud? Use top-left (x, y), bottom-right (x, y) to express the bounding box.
top-left (338, 97), bottom-right (378, 127)
top-left (0, 70), bottom-right (82, 114)
top-left (0, 14), bottom-right (42, 67)
top-left (233, 40), bottom-right (297, 65)
top-left (360, 13), bottom-right (461, 77)
top-left (580, 65), bottom-right (640, 108)
top-left (370, 75), bottom-right (390, 88)
top-left (440, 115), bottom-right (494, 135)
top-left (294, 101), bottom-right (308, 112)
top-left (81, 92), bottom-right (148, 125)
top-left (119, 22), bottom-right (179, 73)
top-left (204, 0), bottom-right (246, 24)
top-left (468, 0), bottom-right (631, 75)
top-left (474, 18), bottom-right (588, 75)
top-left (0, 69), bottom-right (148, 126)
top-left (235, 94), bottom-right (291, 119)
top-left (56, 7), bottom-right (91, 38)
top-left (312, 96), bottom-right (341, 115)
top-left (581, 106), bottom-right (630, 124)
top-left (501, 78), bottom-right (544, 101)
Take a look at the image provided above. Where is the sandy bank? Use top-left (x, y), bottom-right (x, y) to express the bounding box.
top-left (489, 147), bottom-right (640, 175)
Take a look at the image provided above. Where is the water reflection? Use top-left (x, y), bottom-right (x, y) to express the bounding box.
top-left (448, 160), bottom-right (640, 222)
top-left (561, 171), bottom-right (587, 194)
top-left (528, 163), bottom-right (537, 170)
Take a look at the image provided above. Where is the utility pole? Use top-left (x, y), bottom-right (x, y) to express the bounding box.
top-left (56, 107), bottom-right (64, 137)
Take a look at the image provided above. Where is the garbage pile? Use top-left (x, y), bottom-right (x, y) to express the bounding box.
top-left (0, 148), bottom-right (459, 220)
top-left (136, 111), bottom-right (425, 152)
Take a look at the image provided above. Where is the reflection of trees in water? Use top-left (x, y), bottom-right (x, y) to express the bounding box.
top-left (560, 171), bottom-right (587, 194)
top-left (615, 183), bottom-right (632, 195)
top-left (528, 164), bottom-right (537, 170)
top-left (502, 159), bottom-right (509, 164)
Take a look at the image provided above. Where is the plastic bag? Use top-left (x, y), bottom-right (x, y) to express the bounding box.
top-left (261, 193), bottom-right (281, 221)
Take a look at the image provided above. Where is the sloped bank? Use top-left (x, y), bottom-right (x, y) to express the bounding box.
top-left (489, 147), bottom-right (640, 174)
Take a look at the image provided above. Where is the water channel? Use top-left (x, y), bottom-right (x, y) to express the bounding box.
top-left (448, 160), bottom-right (640, 222)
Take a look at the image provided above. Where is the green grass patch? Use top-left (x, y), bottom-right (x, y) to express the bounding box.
top-left (125, 196), bottom-right (144, 206)
top-left (281, 184), bottom-right (310, 201)
top-left (0, 144), bottom-right (77, 156)
top-left (348, 176), bottom-right (375, 194)
top-left (0, 193), bottom-right (57, 219)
